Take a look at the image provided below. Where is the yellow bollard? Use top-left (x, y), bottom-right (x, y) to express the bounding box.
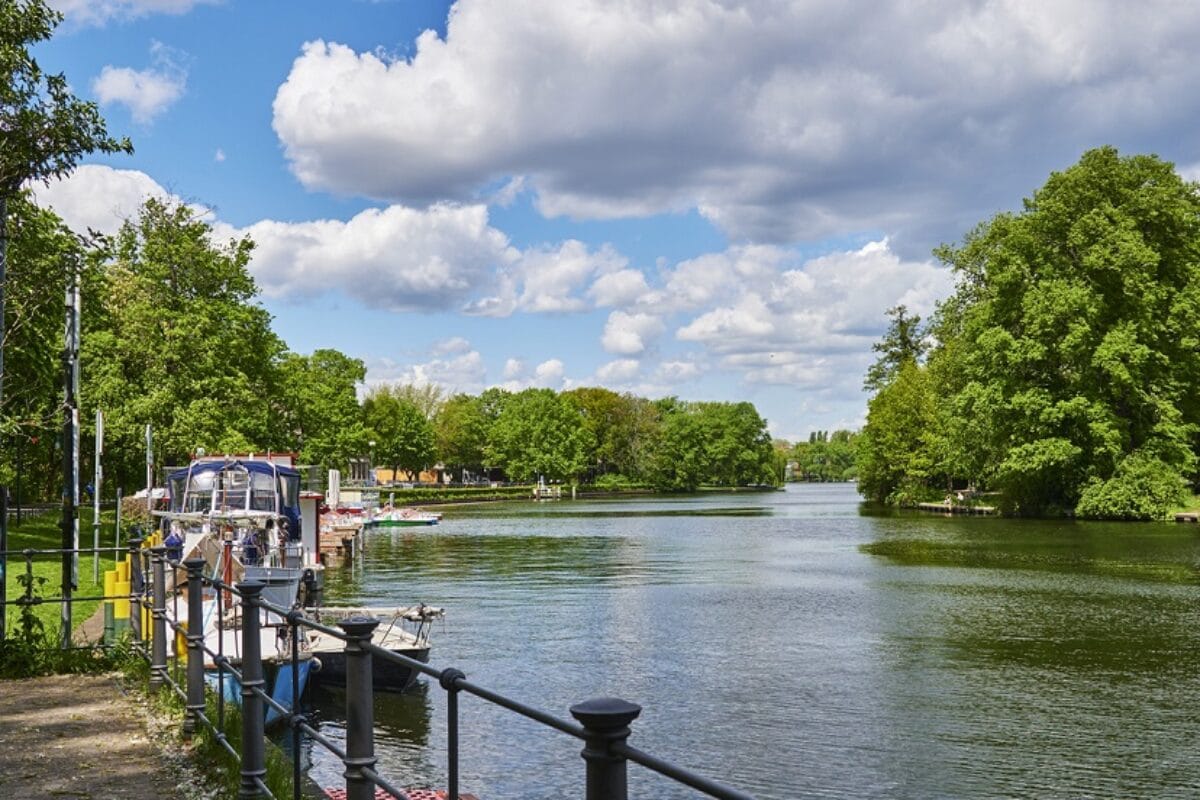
top-left (116, 559), bottom-right (130, 583)
top-left (103, 570), bottom-right (117, 644)
top-left (113, 580), bottom-right (131, 638)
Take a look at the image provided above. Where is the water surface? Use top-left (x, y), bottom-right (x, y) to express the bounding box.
top-left (306, 484), bottom-right (1200, 799)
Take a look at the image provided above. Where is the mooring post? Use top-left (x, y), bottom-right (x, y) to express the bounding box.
top-left (183, 558), bottom-right (206, 738)
top-left (569, 697), bottom-right (642, 800)
top-left (149, 547), bottom-right (168, 691)
top-left (128, 536), bottom-right (143, 643)
top-left (238, 580), bottom-right (267, 798)
top-left (339, 616), bottom-right (381, 800)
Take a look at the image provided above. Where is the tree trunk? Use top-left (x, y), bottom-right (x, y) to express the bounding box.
top-left (0, 194), bottom-right (7, 416)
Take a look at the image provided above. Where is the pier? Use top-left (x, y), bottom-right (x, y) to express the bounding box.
top-left (916, 501), bottom-right (998, 515)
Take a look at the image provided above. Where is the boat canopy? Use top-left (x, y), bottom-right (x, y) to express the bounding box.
top-left (167, 459), bottom-right (302, 518)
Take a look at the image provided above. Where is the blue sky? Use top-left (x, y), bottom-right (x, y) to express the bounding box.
top-left (33, 0), bottom-right (1200, 442)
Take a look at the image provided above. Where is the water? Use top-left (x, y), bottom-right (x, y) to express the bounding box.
top-left (303, 484), bottom-right (1200, 798)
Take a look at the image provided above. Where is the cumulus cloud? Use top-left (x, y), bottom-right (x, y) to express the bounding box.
top-left (512, 241), bottom-right (628, 313)
top-left (270, 0), bottom-right (1200, 251)
top-left (224, 203), bottom-right (518, 312)
top-left (51, 0), bottom-right (220, 26)
top-left (672, 238), bottom-right (953, 387)
top-left (600, 311), bottom-right (665, 355)
top-left (366, 349), bottom-right (487, 393)
top-left (92, 42), bottom-right (188, 124)
top-left (28, 164), bottom-right (205, 235)
top-left (595, 359), bottom-right (640, 383)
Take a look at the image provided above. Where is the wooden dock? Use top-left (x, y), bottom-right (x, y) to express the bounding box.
top-left (916, 502), bottom-right (998, 516)
top-left (1174, 511), bottom-right (1200, 523)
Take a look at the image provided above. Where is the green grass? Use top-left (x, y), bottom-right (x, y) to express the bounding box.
top-left (3, 506), bottom-right (126, 638)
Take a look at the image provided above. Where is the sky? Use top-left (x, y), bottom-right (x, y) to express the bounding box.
top-left (29, 0), bottom-right (1200, 442)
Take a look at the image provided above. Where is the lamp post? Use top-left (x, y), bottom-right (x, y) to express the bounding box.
top-left (368, 440), bottom-right (376, 484)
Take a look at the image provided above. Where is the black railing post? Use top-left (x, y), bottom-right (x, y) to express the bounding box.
top-left (183, 558), bottom-right (206, 738)
top-left (440, 668), bottom-right (466, 800)
top-left (339, 616), bottom-right (381, 800)
top-left (238, 580), bottom-right (267, 798)
top-left (128, 536), bottom-right (144, 643)
top-left (570, 697), bottom-right (642, 800)
top-left (149, 547), bottom-right (168, 691)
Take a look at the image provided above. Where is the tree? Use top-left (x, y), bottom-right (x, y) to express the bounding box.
top-left (863, 305), bottom-right (926, 392)
top-left (82, 199), bottom-right (284, 488)
top-left (933, 147), bottom-right (1200, 515)
top-left (484, 388), bottom-right (591, 482)
top-left (856, 361), bottom-right (940, 504)
top-left (362, 385), bottom-right (435, 481)
top-left (0, 193), bottom-right (75, 492)
top-left (1, 0), bottom-right (131, 415)
top-left (434, 393), bottom-right (488, 479)
top-left (277, 349), bottom-right (368, 471)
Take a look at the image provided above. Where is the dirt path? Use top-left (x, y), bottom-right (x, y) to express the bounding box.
top-left (0, 672), bottom-right (192, 799)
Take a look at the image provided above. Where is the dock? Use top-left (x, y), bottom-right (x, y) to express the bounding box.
top-left (916, 502), bottom-right (998, 516)
top-left (1175, 511), bottom-right (1200, 523)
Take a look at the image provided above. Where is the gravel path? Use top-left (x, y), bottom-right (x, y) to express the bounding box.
top-left (0, 672), bottom-right (198, 799)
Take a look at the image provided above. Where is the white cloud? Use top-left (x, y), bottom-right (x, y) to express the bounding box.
top-left (214, 148), bottom-right (226, 163)
top-left (514, 241), bottom-right (627, 313)
top-left (92, 42), bottom-right (187, 124)
top-left (595, 359), bottom-right (640, 383)
top-left (588, 268), bottom-right (654, 308)
top-left (502, 358), bottom-right (524, 380)
top-left (51, 0), bottom-right (221, 25)
top-left (600, 311), bottom-right (665, 355)
top-left (431, 337), bottom-right (472, 356)
top-left (656, 360), bottom-right (703, 383)
top-left (533, 359), bottom-right (565, 389)
top-left (270, 0), bottom-right (1200, 250)
top-left (28, 164), bottom-right (204, 235)
top-left (219, 204), bottom-right (518, 313)
top-left (366, 350), bottom-right (486, 394)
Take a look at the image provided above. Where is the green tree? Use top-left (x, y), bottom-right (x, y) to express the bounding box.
top-left (484, 388), bottom-right (591, 482)
top-left (694, 401), bottom-right (775, 486)
top-left (649, 401), bottom-right (708, 491)
top-left (362, 385), bottom-right (436, 481)
top-left (863, 305), bottom-right (926, 392)
top-left (856, 360), bottom-right (940, 504)
top-left (932, 147), bottom-right (1200, 515)
top-left (82, 199), bottom-right (284, 488)
top-left (434, 393), bottom-right (488, 479)
top-left (278, 349), bottom-right (368, 471)
top-left (1, 0), bottom-right (131, 416)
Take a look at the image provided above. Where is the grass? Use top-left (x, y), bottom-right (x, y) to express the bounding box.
top-left (3, 506), bottom-right (126, 639)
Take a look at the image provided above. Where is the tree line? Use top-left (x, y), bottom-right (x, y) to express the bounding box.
top-left (857, 148), bottom-right (1200, 519)
top-left (3, 194), bottom-right (781, 497)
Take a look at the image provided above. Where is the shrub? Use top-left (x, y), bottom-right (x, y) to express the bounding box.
top-left (1074, 454), bottom-right (1188, 520)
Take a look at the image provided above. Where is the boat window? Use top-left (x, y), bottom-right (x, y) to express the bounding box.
top-left (280, 474), bottom-right (300, 508)
top-left (216, 468), bottom-right (249, 512)
top-left (169, 476), bottom-right (186, 512)
top-left (184, 470), bottom-right (215, 513)
top-left (250, 471), bottom-right (276, 511)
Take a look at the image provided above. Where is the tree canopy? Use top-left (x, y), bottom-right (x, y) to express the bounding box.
top-left (858, 147), bottom-right (1200, 518)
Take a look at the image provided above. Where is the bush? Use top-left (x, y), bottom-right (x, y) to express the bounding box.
top-left (1074, 454), bottom-right (1188, 520)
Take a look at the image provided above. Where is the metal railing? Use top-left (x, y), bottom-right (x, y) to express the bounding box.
top-left (135, 547), bottom-right (756, 800)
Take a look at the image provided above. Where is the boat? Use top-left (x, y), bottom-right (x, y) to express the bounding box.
top-left (365, 506), bottom-right (440, 528)
top-left (306, 605), bottom-right (444, 692)
top-left (155, 455), bottom-right (326, 723)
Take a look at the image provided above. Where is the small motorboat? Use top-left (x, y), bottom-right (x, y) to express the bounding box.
top-left (365, 506), bottom-right (440, 528)
top-left (305, 605), bottom-right (444, 692)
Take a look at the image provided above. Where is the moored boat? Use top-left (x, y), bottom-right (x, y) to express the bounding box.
top-left (365, 506), bottom-right (440, 528)
top-left (306, 605), bottom-right (444, 692)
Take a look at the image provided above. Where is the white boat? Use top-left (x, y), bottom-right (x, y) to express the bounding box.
top-left (365, 506), bottom-right (440, 528)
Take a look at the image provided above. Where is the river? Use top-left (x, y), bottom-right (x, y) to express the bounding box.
top-left (303, 482), bottom-right (1200, 799)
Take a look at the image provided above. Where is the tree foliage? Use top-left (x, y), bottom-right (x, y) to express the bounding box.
top-left (859, 147), bottom-right (1200, 517)
top-left (485, 388), bottom-right (592, 482)
top-left (362, 385), bottom-right (436, 480)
